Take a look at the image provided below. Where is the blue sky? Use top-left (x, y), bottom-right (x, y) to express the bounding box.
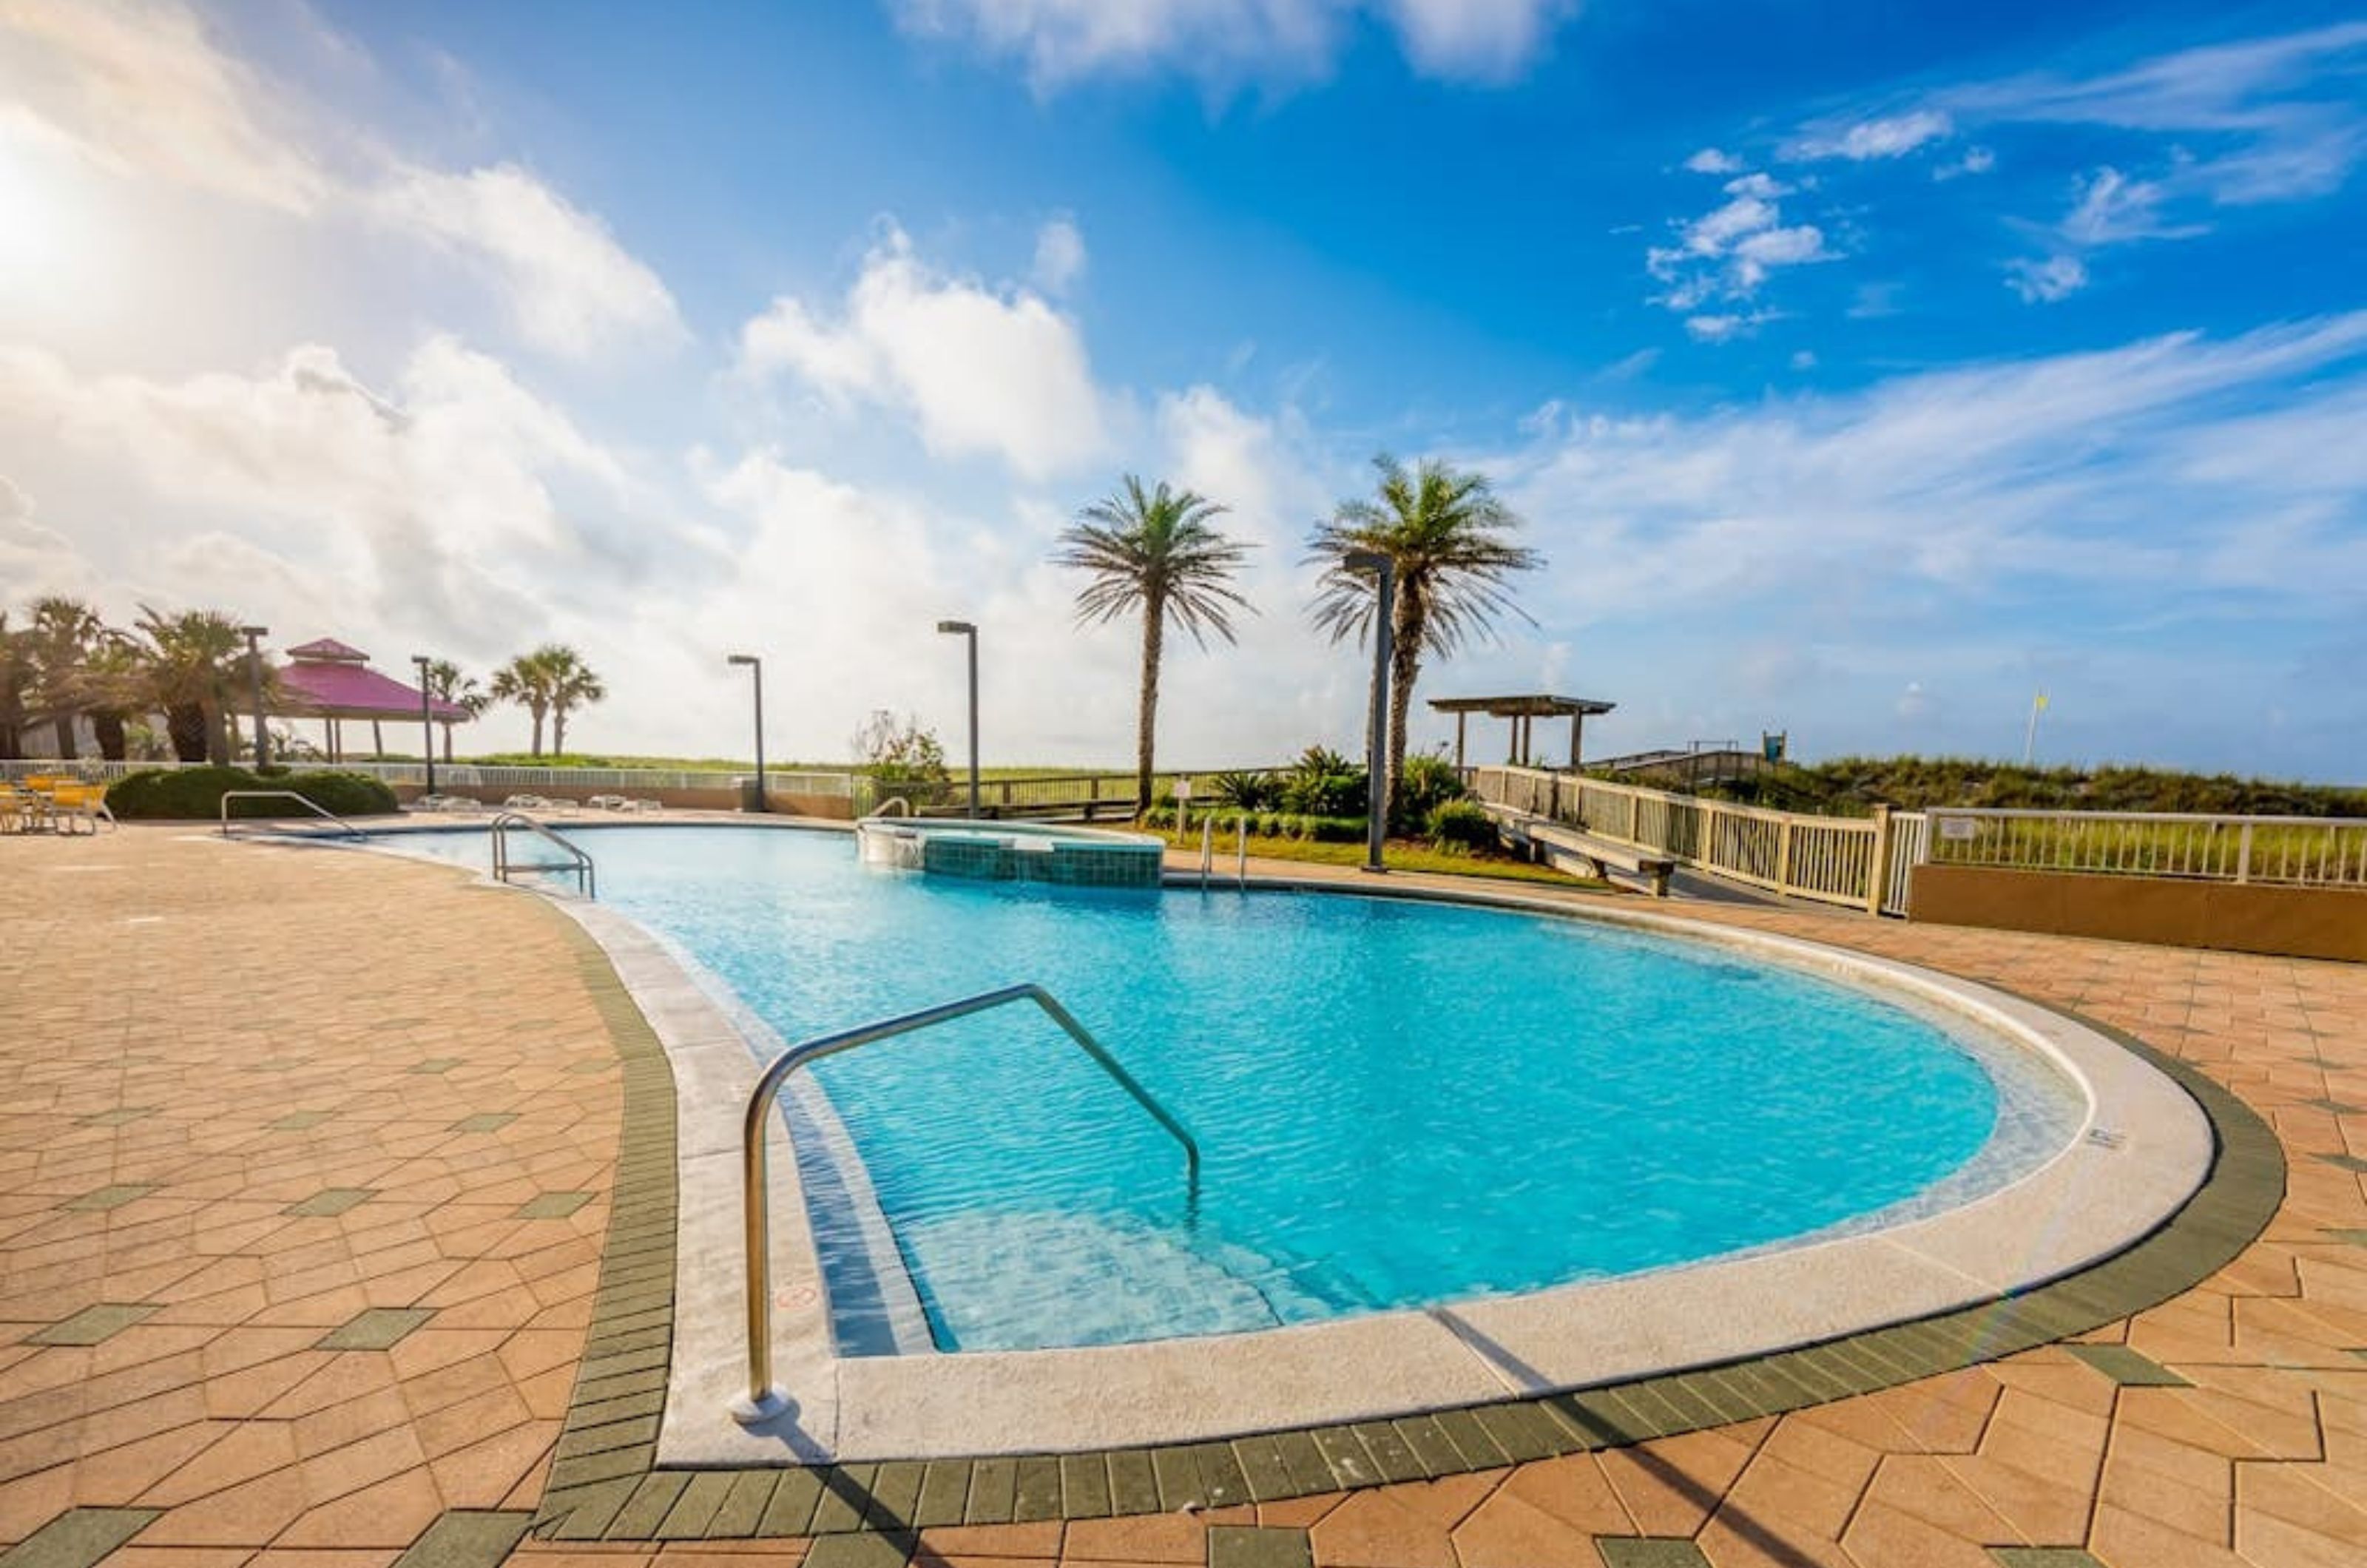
top-left (2, 1), bottom-right (2362, 777)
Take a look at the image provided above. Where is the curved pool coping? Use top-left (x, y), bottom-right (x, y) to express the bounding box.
top-left (294, 819), bottom-right (2278, 1538)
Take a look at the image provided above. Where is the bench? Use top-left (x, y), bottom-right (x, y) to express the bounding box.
top-left (1482, 805), bottom-right (1677, 897)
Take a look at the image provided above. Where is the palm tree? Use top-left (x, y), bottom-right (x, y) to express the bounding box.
top-left (0, 612), bottom-right (29, 762)
top-left (491, 645), bottom-right (604, 758)
top-left (1308, 455), bottom-right (1542, 823)
top-left (24, 597), bottom-right (107, 758)
top-left (545, 648), bottom-right (605, 755)
top-left (132, 606), bottom-right (248, 763)
top-left (422, 658), bottom-right (489, 762)
top-left (1053, 476), bottom-right (1254, 811)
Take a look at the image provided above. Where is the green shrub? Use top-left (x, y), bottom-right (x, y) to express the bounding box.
top-left (1428, 799), bottom-right (1498, 849)
top-left (1303, 814), bottom-right (1367, 842)
top-left (1209, 769), bottom-right (1281, 811)
top-left (105, 766), bottom-right (399, 821)
top-left (1280, 745), bottom-right (1368, 817)
top-left (1394, 752), bottom-right (1470, 828)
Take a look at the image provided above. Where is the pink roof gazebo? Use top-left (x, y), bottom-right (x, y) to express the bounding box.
top-left (274, 639), bottom-right (469, 761)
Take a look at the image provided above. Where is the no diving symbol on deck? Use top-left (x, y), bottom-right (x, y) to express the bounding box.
top-left (777, 1284), bottom-right (819, 1309)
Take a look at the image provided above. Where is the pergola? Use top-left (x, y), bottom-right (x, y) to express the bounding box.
top-left (273, 639), bottom-right (469, 761)
top-left (1431, 694), bottom-right (1616, 771)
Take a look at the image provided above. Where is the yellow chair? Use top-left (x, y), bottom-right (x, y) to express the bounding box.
top-left (49, 782), bottom-right (106, 834)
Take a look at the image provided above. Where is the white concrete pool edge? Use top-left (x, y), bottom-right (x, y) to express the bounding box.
top-left (522, 847), bottom-right (2212, 1466)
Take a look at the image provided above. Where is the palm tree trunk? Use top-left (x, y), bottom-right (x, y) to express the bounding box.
top-left (1136, 597), bottom-right (1164, 813)
top-left (53, 713), bottom-right (78, 760)
top-left (442, 723), bottom-right (453, 763)
top-left (165, 704), bottom-right (207, 763)
top-left (553, 706), bottom-right (569, 757)
top-left (1385, 599), bottom-right (1424, 828)
top-left (204, 703), bottom-right (231, 766)
top-left (93, 712), bottom-right (126, 760)
top-left (530, 704), bottom-right (546, 759)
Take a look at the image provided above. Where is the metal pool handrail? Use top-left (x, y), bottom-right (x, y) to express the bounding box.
top-left (217, 790), bottom-right (364, 838)
top-left (490, 811), bottom-right (596, 899)
top-left (871, 796), bottom-right (915, 817)
top-left (732, 981), bottom-right (1201, 1425)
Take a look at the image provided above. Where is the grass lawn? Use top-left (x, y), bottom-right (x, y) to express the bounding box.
top-left (1171, 831), bottom-right (1611, 890)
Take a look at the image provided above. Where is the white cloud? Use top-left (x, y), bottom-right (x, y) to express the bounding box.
top-left (1684, 147), bottom-right (1743, 175)
top-left (1032, 215), bottom-right (1087, 293)
top-left (0, 0), bottom-right (328, 211)
top-left (0, 337), bottom-right (666, 654)
top-left (1938, 21), bottom-right (2367, 202)
top-left (0, 0), bottom-right (682, 364)
top-left (1783, 109), bottom-right (1954, 162)
top-left (738, 226), bottom-right (1110, 479)
top-left (1647, 172), bottom-right (1832, 322)
top-left (2057, 166), bottom-right (2205, 246)
top-left (1934, 146), bottom-right (1996, 180)
top-left (1384, 0), bottom-right (1579, 81)
top-left (374, 164), bottom-right (685, 359)
top-left (2005, 254), bottom-right (2087, 303)
top-left (888, 0), bottom-right (1577, 89)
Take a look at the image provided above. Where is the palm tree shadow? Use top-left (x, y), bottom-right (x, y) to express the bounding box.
top-left (1431, 1307), bottom-right (1832, 1568)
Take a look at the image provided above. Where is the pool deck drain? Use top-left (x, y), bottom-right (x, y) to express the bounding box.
top-left (1, 822), bottom-right (2364, 1568)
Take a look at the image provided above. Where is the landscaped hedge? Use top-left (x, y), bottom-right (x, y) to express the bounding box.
top-left (105, 766), bottom-right (400, 821)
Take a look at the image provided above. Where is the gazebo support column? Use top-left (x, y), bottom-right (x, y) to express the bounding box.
top-left (1570, 714), bottom-right (1584, 769)
top-left (371, 720), bottom-right (384, 757)
top-left (1454, 712), bottom-right (1467, 771)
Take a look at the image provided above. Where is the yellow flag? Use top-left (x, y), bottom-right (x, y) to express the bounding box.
top-left (2033, 692), bottom-right (2049, 711)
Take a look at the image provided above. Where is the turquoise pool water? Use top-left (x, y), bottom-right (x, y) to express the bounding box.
top-left (391, 825), bottom-right (2070, 1354)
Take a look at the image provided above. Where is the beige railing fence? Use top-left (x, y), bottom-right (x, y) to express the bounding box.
top-left (1472, 766), bottom-right (1893, 913)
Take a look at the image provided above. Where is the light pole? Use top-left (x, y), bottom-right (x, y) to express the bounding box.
top-left (240, 626), bottom-right (269, 768)
top-left (411, 655), bottom-right (437, 797)
top-left (936, 621), bottom-right (979, 819)
top-left (1344, 550), bottom-right (1394, 875)
top-left (726, 654), bottom-right (766, 812)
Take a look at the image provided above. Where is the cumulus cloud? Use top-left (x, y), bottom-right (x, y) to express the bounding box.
top-left (1684, 147), bottom-right (1743, 175)
top-left (2003, 253), bottom-right (2087, 304)
top-left (0, 337), bottom-right (669, 654)
top-left (737, 226), bottom-right (1110, 479)
top-left (372, 164), bottom-right (685, 359)
top-left (1646, 172), bottom-right (1833, 325)
top-left (888, 0), bottom-right (1578, 89)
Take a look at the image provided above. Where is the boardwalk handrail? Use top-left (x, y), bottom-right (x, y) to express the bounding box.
top-left (732, 982), bottom-right (1200, 1424)
top-left (490, 811), bottom-right (596, 899)
top-left (217, 790), bottom-right (364, 838)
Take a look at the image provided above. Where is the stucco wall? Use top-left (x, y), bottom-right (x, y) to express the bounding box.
top-left (1911, 864), bottom-right (2367, 963)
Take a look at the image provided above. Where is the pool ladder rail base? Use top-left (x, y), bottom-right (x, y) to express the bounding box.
top-left (732, 981), bottom-right (1201, 1425)
top-left (217, 790), bottom-right (364, 839)
top-left (490, 810), bottom-right (597, 899)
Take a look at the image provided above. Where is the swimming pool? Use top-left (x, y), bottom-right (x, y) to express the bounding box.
top-left (394, 823), bottom-right (2082, 1357)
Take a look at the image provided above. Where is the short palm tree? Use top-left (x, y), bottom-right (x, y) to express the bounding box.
top-left (1308, 456), bottom-right (1542, 823)
top-left (422, 658), bottom-right (490, 762)
top-left (1053, 476), bottom-right (1253, 811)
top-left (490, 645), bottom-right (604, 758)
top-left (25, 597), bottom-right (108, 758)
top-left (132, 606), bottom-right (248, 763)
top-left (0, 612), bottom-right (30, 762)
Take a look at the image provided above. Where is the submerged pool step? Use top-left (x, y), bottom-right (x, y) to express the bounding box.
top-left (895, 1209), bottom-right (1350, 1351)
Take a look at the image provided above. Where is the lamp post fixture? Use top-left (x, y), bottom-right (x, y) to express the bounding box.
top-left (936, 621), bottom-right (980, 819)
top-left (1343, 551), bottom-right (1395, 875)
top-left (239, 626), bottom-right (269, 769)
top-left (411, 655), bottom-right (437, 797)
top-left (726, 654), bottom-right (766, 812)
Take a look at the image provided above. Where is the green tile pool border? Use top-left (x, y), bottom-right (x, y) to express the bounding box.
top-left (529, 905), bottom-right (2286, 1544)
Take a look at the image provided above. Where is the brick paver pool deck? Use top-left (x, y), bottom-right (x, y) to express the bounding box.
top-left (4, 824), bottom-right (2364, 1568)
